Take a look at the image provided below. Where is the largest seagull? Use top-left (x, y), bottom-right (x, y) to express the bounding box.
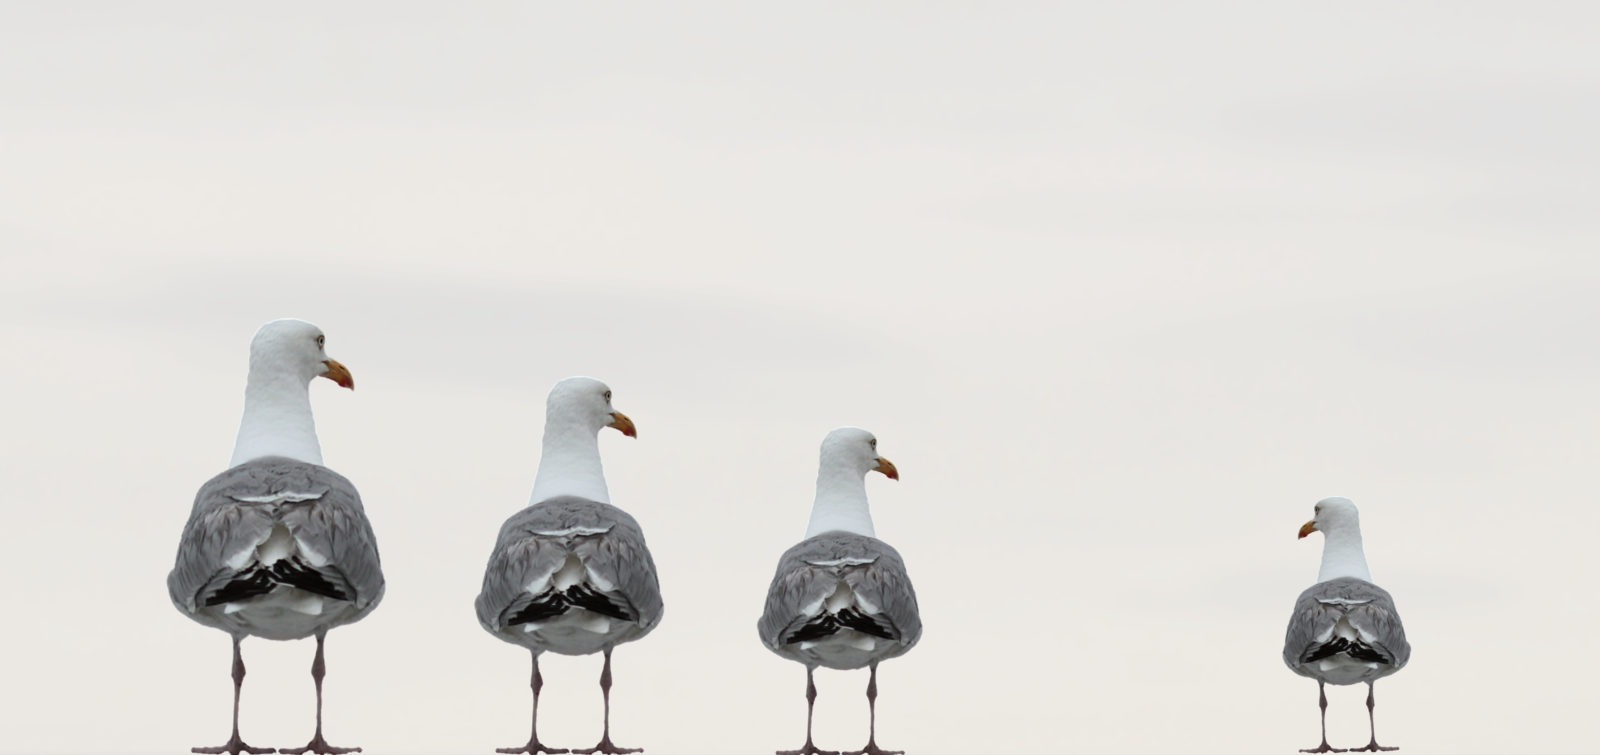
top-left (477, 377), bottom-right (662, 755)
top-left (168, 318), bottom-right (384, 755)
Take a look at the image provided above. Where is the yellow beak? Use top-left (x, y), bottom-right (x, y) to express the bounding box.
top-left (874, 456), bottom-right (899, 480)
top-left (608, 411), bottom-right (637, 438)
top-left (320, 359), bottom-right (354, 390)
top-left (1298, 520), bottom-right (1317, 539)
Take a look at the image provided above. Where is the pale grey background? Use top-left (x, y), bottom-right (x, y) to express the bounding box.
top-left (2, 2), bottom-right (1596, 754)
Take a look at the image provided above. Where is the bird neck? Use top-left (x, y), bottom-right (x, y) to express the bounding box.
top-left (530, 418), bottom-right (609, 505)
top-left (230, 368), bottom-right (322, 467)
top-left (805, 467), bottom-right (875, 538)
top-left (1317, 527), bottom-right (1373, 583)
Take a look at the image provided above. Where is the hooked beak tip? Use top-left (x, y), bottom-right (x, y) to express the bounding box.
top-left (320, 359), bottom-right (354, 390)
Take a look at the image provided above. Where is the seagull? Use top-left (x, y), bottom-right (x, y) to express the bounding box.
top-left (477, 377), bottom-right (662, 755)
top-left (168, 319), bottom-right (384, 755)
top-left (759, 427), bottom-right (921, 755)
top-left (1283, 497), bottom-right (1410, 753)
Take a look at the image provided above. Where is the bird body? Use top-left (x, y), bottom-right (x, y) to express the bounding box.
top-left (759, 531), bottom-right (920, 672)
top-left (477, 496), bottom-right (662, 657)
top-left (169, 457), bottom-right (383, 643)
top-left (1284, 576), bottom-right (1409, 687)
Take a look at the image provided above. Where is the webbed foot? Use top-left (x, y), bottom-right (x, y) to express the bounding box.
top-left (192, 737), bottom-right (275, 755)
top-left (279, 735), bottom-right (360, 755)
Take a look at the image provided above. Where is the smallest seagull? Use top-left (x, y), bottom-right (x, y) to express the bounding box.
top-left (759, 428), bottom-right (921, 755)
top-left (1283, 497), bottom-right (1411, 753)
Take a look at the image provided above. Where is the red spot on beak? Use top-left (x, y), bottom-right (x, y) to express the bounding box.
top-left (608, 411), bottom-right (637, 438)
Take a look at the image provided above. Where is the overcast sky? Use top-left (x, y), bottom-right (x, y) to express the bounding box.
top-left (3, 3), bottom-right (1598, 754)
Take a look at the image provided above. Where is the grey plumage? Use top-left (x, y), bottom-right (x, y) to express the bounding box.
top-left (476, 495), bottom-right (663, 652)
top-left (1285, 497), bottom-right (1408, 753)
top-left (480, 377), bottom-right (654, 755)
top-left (476, 493), bottom-right (661, 755)
top-left (174, 318), bottom-right (374, 755)
top-left (168, 456), bottom-right (384, 641)
top-left (759, 531), bottom-right (921, 670)
top-left (1283, 577), bottom-right (1409, 684)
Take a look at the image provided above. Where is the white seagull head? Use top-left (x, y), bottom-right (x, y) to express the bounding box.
top-left (1299, 496), bottom-right (1360, 539)
top-left (819, 426), bottom-right (898, 481)
top-left (545, 376), bottom-right (636, 438)
top-left (248, 318), bottom-right (353, 390)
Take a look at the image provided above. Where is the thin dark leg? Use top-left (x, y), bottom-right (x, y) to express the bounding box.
top-left (1300, 681), bottom-right (1348, 754)
top-left (281, 632), bottom-right (360, 755)
top-left (574, 649), bottom-right (641, 754)
top-left (1349, 683), bottom-right (1398, 752)
top-left (778, 666), bottom-right (839, 755)
top-left (845, 663), bottom-right (902, 755)
top-left (499, 651), bottom-right (568, 755)
top-left (193, 636), bottom-right (275, 755)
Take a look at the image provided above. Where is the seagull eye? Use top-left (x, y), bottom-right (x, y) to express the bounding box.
top-left (316, 335), bottom-right (325, 348)
top-left (869, 439), bottom-right (877, 449)
top-left (603, 390), bottom-right (612, 401)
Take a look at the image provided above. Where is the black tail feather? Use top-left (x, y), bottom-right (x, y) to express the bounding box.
top-left (507, 593), bottom-right (568, 625)
top-left (269, 559), bottom-right (349, 601)
top-left (1346, 642), bottom-right (1392, 664)
top-left (836, 608), bottom-right (896, 639)
top-left (1302, 636), bottom-right (1392, 665)
top-left (204, 558), bottom-right (348, 606)
top-left (564, 585), bottom-right (634, 620)
top-left (205, 569), bottom-right (277, 606)
top-left (785, 615), bottom-right (841, 644)
top-left (784, 607), bottom-right (898, 646)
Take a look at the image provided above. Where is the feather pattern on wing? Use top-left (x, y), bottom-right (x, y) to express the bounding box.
top-left (167, 457), bottom-right (384, 640)
top-left (1283, 576), bottom-right (1409, 684)
top-left (759, 531), bottom-right (920, 669)
top-left (476, 496), bottom-right (663, 654)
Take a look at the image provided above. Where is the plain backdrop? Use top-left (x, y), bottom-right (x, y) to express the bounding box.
top-left (2, 3), bottom-right (1597, 754)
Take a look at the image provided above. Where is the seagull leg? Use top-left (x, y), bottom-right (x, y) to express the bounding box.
top-left (1348, 682), bottom-right (1398, 752)
top-left (1300, 681), bottom-right (1348, 754)
top-left (281, 631), bottom-right (360, 755)
top-left (499, 650), bottom-right (569, 755)
top-left (193, 635), bottom-right (275, 755)
top-left (573, 648), bottom-right (641, 755)
top-left (778, 666), bottom-right (840, 755)
top-left (843, 663), bottom-right (901, 755)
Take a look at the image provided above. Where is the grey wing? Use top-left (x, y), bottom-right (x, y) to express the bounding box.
top-left (1283, 590), bottom-right (1333, 669)
top-left (759, 546), bottom-right (834, 649)
top-left (475, 499), bottom-right (663, 632)
top-left (847, 543), bottom-right (922, 648)
top-left (574, 505), bottom-right (664, 629)
top-left (1348, 590), bottom-right (1409, 669)
top-left (167, 460), bottom-right (384, 615)
top-left (758, 533), bottom-right (920, 650)
top-left (278, 468), bottom-right (385, 610)
top-left (475, 507), bottom-right (571, 631)
top-left (167, 470), bottom-right (277, 613)
top-left (1283, 577), bottom-right (1409, 670)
